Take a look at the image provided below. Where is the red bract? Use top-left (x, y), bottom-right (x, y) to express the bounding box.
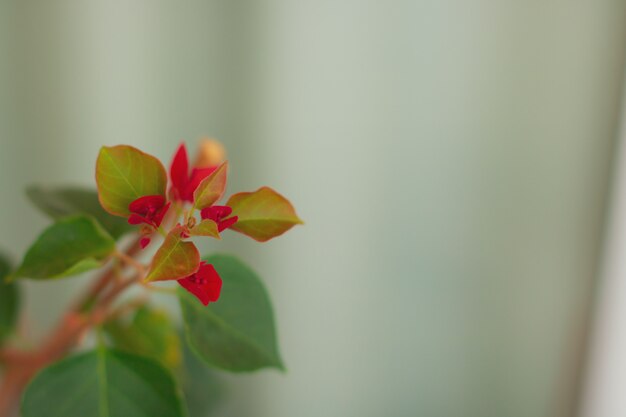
top-left (201, 205), bottom-right (238, 232)
top-left (170, 143), bottom-right (217, 203)
top-left (128, 195), bottom-right (170, 228)
top-left (177, 262), bottom-right (222, 305)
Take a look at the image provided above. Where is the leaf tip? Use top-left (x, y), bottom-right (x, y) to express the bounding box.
top-left (274, 359), bottom-right (287, 373)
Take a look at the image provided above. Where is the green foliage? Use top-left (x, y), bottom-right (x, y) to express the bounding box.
top-left (21, 348), bottom-right (186, 417)
top-left (227, 186), bottom-right (303, 242)
top-left (105, 310), bottom-right (225, 417)
top-left (6, 141), bottom-right (301, 416)
top-left (96, 145), bottom-right (167, 217)
top-left (145, 227), bottom-right (200, 282)
top-left (26, 186), bottom-right (133, 239)
top-left (0, 254), bottom-right (19, 343)
top-left (179, 254), bottom-right (284, 372)
top-left (104, 306), bottom-right (181, 370)
top-left (180, 340), bottom-right (223, 417)
top-left (12, 215), bottom-right (115, 280)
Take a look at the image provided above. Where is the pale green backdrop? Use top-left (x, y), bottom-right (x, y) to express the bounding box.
top-left (1, 2), bottom-right (625, 417)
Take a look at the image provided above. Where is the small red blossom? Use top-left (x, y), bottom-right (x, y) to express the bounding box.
top-left (170, 143), bottom-right (217, 203)
top-left (177, 222), bottom-right (191, 239)
top-left (128, 195), bottom-right (170, 228)
top-left (177, 262), bottom-right (222, 305)
top-left (201, 205), bottom-right (238, 232)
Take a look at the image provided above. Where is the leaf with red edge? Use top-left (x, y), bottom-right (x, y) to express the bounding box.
top-left (145, 227), bottom-right (200, 282)
top-left (192, 162), bottom-right (228, 210)
top-left (96, 145), bottom-right (167, 217)
top-left (186, 167), bottom-right (216, 201)
top-left (190, 220), bottom-right (221, 239)
top-left (226, 187), bottom-right (303, 242)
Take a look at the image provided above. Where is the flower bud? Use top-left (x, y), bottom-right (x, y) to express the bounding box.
top-left (193, 138), bottom-right (225, 168)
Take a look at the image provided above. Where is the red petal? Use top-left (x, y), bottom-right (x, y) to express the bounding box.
top-left (218, 216), bottom-right (238, 232)
top-left (196, 263), bottom-right (222, 302)
top-left (177, 263), bottom-right (222, 305)
top-left (129, 195), bottom-right (165, 214)
top-left (128, 213), bottom-right (149, 225)
top-left (200, 205), bottom-right (232, 221)
top-left (200, 207), bottom-right (216, 221)
top-left (184, 167), bottom-right (217, 202)
top-left (153, 202), bottom-right (171, 227)
top-left (140, 237), bottom-right (151, 249)
top-left (170, 143), bottom-right (189, 200)
top-left (215, 205), bottom-right (233, 218)
top-left (177, 277), bottom-right (209, 305)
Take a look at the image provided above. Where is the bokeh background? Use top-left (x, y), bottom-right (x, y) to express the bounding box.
top-left (2, 2), bottom-right (626, 417)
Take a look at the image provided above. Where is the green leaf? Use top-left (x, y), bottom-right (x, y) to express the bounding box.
top-left (26, 186), bottom-right (134, 239)
top-left (192, 161), bottom-right (228, 210)
top-left (12, 215), bottom-right (115, 280)
top-left (96, 145), bottom-right (167, 217)
top-left (104, 306), bottom-right (181, 370)
top-left (180, 338), bottom-right (223, 417)
top-left (21, 348), bottom-right (186, 417)
top-left (189, 220), bottom-right (220, 239)
top-left (145, 227), bottom-right (200, 282)
top-left (178, 254), bottom-right (284, 372)
top-left (226, 186), bottom-right (303, 242)
top-left (0, 254), bottom-right (19, 343)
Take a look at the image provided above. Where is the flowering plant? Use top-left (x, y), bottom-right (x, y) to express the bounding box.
top-left (0, 140), bottom-right (302, 417)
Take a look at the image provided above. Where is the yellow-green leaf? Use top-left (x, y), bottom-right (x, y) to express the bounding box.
top-left (145, 227), bottom-right (200, 282)
top-left (192, 161), bottom-right (228, 210)
top-left (96, 145), bottom-right (167, 217)
top-left (104, 306), bottom-right (181, 370)
top-left (190, 219), bottom-right (221, 239)
top-left (227, 186), bottom-right (303, 242)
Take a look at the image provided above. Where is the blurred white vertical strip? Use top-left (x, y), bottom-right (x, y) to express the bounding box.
top-left (239, 2), bottom-right (626, 417)
top-left (581, 73), bottom-right (626, 417)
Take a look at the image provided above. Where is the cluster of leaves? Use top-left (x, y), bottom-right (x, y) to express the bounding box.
top-left (0, 140), bottom-right (302, 417)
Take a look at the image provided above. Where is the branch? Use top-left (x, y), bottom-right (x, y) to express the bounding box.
top-left (72, 238), bottom-right (142, 313)
top-left (0, 236), bottom-right (143, 417)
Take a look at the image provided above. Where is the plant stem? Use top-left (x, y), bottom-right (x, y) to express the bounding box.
top-left (0, 237), bottom-right (143, 417)
top-left (113, 250), bottom-right (147, 277)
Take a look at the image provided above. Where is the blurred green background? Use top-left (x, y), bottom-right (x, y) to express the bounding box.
top-left (1, 2), bottom-right (625, 417)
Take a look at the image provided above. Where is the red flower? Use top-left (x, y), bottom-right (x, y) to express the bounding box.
top-left (201, 205), bottom-right (238, 232)
top-left (170, 143), bottom-right (217, 203)
top-left (128, 195), bottom-right (170, 228)
top-left (177, 262), bottom-right (222, 305)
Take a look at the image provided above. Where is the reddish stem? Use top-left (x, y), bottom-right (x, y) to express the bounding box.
top-left (0, 238), bottom-right (143, 417)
